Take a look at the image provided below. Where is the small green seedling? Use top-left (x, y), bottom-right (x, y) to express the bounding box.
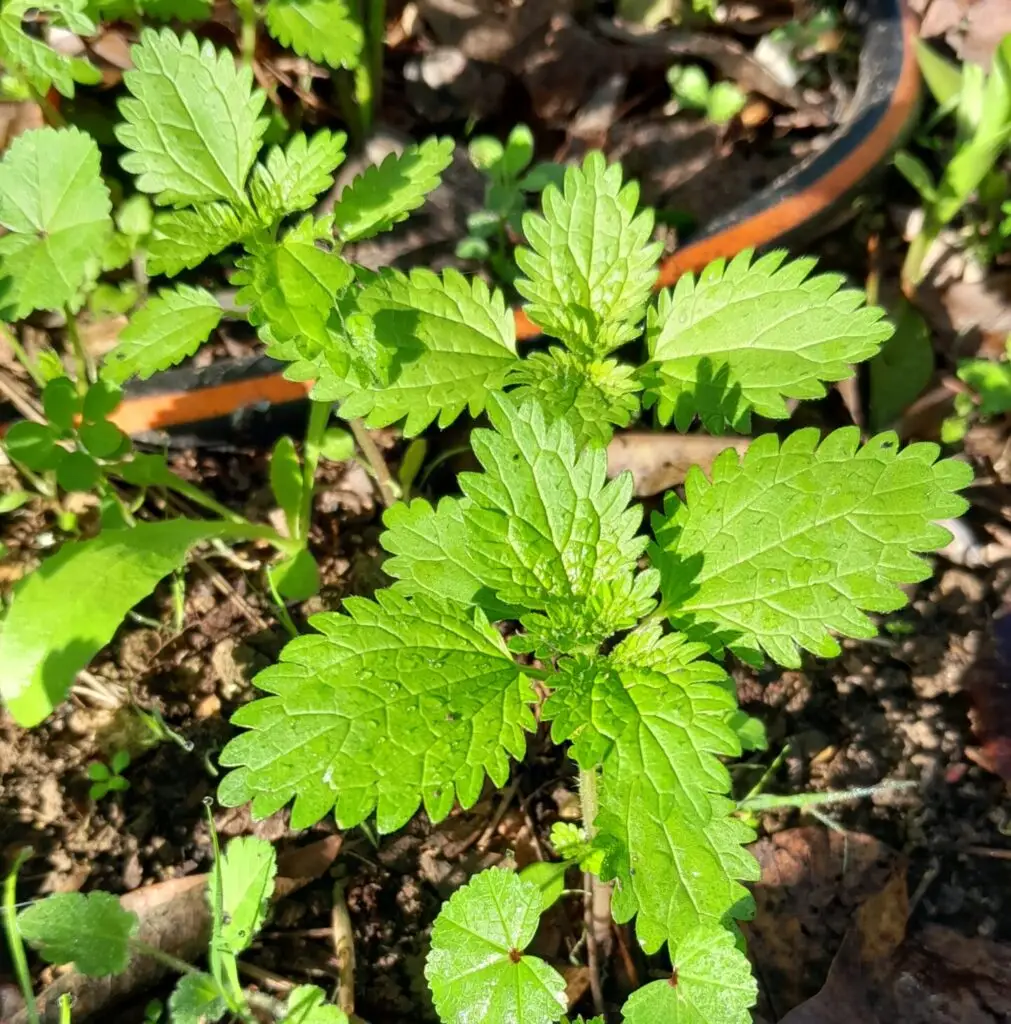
top-left (667, 63), bottom-right (747, 125)
top-left (457, 123), bottom-right (564, 283)
top-left (87, 749), bottom-right (131, 801)
top-left (942, 334), bottom-right (1011, 442)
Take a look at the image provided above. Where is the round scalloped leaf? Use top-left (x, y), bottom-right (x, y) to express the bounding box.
top-left (425, 869), bottom-right (567, 1024)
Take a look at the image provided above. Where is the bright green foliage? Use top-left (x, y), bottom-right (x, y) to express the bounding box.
top-left (263, 0), bottom-right (363, 70)
top-left (146, 203), bottom-right (250, 277)
top-left (515, 151), bottom-right (661, 356)
top-left (270, 435), bottom-right (303, 537)
top-left (334, 269), bottom-right (519, 434)
top-left (651, 429), bottom-right (973, 667)
top-left (0, 520), bottom-right (266, 727)
top-left (332, 137), bottom-right (455, 241)
top-left (642, 250), bottom-right (893, 432)
top-left (102, 285), bottom-right (223, 383)
top-left (18, 892), bottom-right (137, 976)
top-left (209, 836), bottom-right (276, 955)
top-left (282, 985), bottom-right (350, 1024)
top-left (218, 590), bottom-right (537, 832)
top-left (620, 926), bottom-right (756, 1024)
top-left (0, 127), bottom-right (112, 319)
top-left (88, 749), bottom-right (131, 800)
top-left (425, 870), bottom-right (568, 1024)
top-left (168, 973), bottom-right (227, 1024)
top-left (117, 29), bottom-right (267, 207)
top-left (0, 0), bottom-right (101, 97)
top-left (507, 349), bottom-right (641, 447)
top-left (957, 341), bottom-right (1011, 417)
top-left (544, 627), bottom-right (757, 956)
top-left (381, 397), bottom-right (658, 654)
top-left (250, 130), bottom-right (348, 224)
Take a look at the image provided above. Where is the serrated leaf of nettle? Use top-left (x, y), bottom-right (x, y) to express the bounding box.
top-left (218, 591), bottom-right (537, 833)
top-left (0, 127), bottom-right (111, 319)
top-left (209, 835), bottom-right (276, 954)
top-left (102, 285), bottom-right (222, 383)
top-left (235, 216), bottom-right (355, 353)
top-left (283, 985), bottom-right (349, 1024)
top-left (0, 0), bottom-right (101, 97)
top-left (18, 892), bottom-right (138, 977)
top-left (334, 268), bottom-right (519, 434)
top-left (515, 151), bottom-right (661, 356)
top-left (642, 250), bottom-right (894, 432)
top-left (651, 428), bottom-right (973, 668)
top-left (507, 347), bottom-right (641, 448)
top-left (169, 972), bottom-right (227, 1024)
top-left (555, 628), bottom-right (758, 956)
top-left (332, 136), bottom-right (454, 242)
top-left (425, 869), bottom-right (568, 1024)
top-left (0, 520), bottom-right (266, 727)
top-left (381, 396), bottom-right (657, 652)
top-left (117, 29), bottom-right (267, 207)
top-left (250, 130), bottom-right (348, 224)
top-left (147, 203), bottom-right (249, 277)
top-left (263, 0), bottom-right (363, 71)
top-left (621, 926), bottom-right (756, 1024)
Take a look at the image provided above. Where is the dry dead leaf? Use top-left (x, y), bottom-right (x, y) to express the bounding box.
top-left (961, 605), bottom-right (1011, 783)
top-left (606, 431), bottom-right (750, 496)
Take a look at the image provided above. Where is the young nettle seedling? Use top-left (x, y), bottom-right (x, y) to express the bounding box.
top-left (217, 153), bottom-right (972, 1022)
top-left (667, 63), bottom-right (747, 125)
top-left (941, 333), bottom-right (1011, 443)
top-left (87, 748), bottom-right (131, 800)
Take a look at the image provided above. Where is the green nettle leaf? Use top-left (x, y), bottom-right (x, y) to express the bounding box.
top-left (651, 428), bottom-right (973, 667)
top-left (168, 972), bottom-right (227, 1024)
top-left (515, 151), bottom-right (661, 356)
top-left (250, 130), bottom-right (348, 223)
top-left (18, 892), bottom-right (138, 977)
top-left (0, 520), bottom-right (266, 727)
top-left (641, 250), bottom-right (894, 432)
top-left (620, 926), bottom-right (756, 1024)
top-left (0, 126), bottom-right (111, 319)
top-left (332, 136), bottom-right (455, 242)
top-left (102, 285), bottom-right (222, 383)
top-left (209, 836), bottom-right (277, 954)
top-left (0, 0), bottom-right (102, 98)
top-left (334, 268), bottom-right (520, 435)
top-left (235, 216), bottom-right (355, 352)
top-left (147, 203), bottom-right (249, 277)
top-left (382, 396), bottom-right (658, 654)
top-left (282, 985), bottom-right (350, 1024)
top-left (263, 0), bottom-right (363, 70)
top-left (544, 626), bottom-right (758, 958)
top-left (425, 869), bottom-right (568, 1024)
top-left (117, 29), bottom-right (267, 207)
top-left (218, 591), bottom-right (537, 833)
top-left (139, 0), bottom-right (213, 20)
top-left (958, 353), bottom-right (1011, 417)
top-left (507, 348), bottom-right (641, 447)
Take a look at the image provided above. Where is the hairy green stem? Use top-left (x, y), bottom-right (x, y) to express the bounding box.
top-left (235, 0), bottom-right (258, 69)
top-left (62, 306), bottom-right (92, 390)
top-left (3, 849), bottom-right (39, 1024)
top-left (130, 937), bottom-right (203, 978)
top-left (299, 399), bottom-right (330, 540)
top-left (265, 564), bottom-right (299, 638)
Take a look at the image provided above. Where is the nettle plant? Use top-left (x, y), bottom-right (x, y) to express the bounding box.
top-left (0, 27), bottom-right (454, 727)
top-left (215, 156), bottom-right (973, 1019)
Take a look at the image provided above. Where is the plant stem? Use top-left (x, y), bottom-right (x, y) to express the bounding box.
top-left (349, 418), bottom-right (396, 507)
top-left (3, 848), bottom-right (39, 1024)
top-left (265, 565), bottom-right (299, 638)
top-left (299, 400), bottom-right (330, 540)
top-left (0, 323), bottom-right (45, 388)
top-left (62, 306), bottom-right (92, 390)
top-left (579, 766), bottom-right (600, 837)
top-left (130, 937), bottom-right (203, 977)
top-left (235, 0), bottom-right (258, 68)
top-left (365, 0), bottom-right (385, 128)
top-left (28, 86), bottom-right (66, 128)
top-left (901, 218), bottom-right (938, 293)
top-left (158, 473), bottom-right (248, 526)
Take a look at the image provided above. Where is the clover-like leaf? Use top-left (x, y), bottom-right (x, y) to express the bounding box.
top-left (515, 151), bottom-right (661, 356)
top-left (250, 130), bottom-right (348, 224)
top-left (208, 835), bottom-right (276, 954)
top-left (0, 126), bottom-right (111, 319)
top-left (425, 869), bottom-right (567, 1024)
top-left (333, 268), bottom-right (520, 435)
top-left (218, 591), bottom-right (537, 833)
top-left (507, 347), bottom-right (641, 447)
top-left (263, 0), bottom-right (363, 70)
top-left (332, 137), bottom-right (454, 241)
top-left (642, 250), bottom-right (894, 432)
top-left (168, 972), bottom-right (227, 1024)
top-left (18, 892), bottom-right (137, 977)
top-left (117, 29), bottom-right (267, 207)
top-left (147, 203), bottom-right (250, 277)
top-left (382, 396), bottom-right (658, 654)
top-left (651, 428), bottom-right (973, 667)
top-left (102, 285), bottom-right (222, 383)
top-left (544, 626), bottom-right (757, 955)
top-left (620, 925), bottom-right (756, 1024)
top-left (283, 985), bottom-right (350, 1024)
